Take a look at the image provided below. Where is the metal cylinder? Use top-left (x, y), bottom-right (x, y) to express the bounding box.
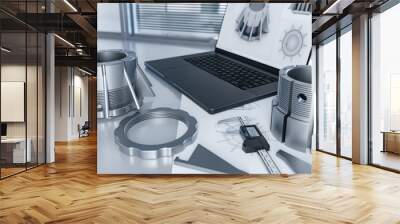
top-left (97, 50), bottom-right (142, 119)
top-left (277, 65), bottom-right (312, 121)
top-left (270, 65), bottom-right (313, 151)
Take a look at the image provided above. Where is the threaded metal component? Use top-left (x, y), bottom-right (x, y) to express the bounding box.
top-left (97, 49), bottom-right (142, 119)
top-left (97, 86), bottom-right (134, 111)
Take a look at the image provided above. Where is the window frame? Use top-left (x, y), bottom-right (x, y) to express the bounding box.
top-left (315, 24), bottom-right (353, 161)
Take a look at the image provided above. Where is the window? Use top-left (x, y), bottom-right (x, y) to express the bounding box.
top-left (317, 37), bottom-right (337, 155)
top-left (390, 74), bottom-right (400, 130)
top-left (316, 24), bottom-right (353, 159)
top-left (339, 28), bottom-right (352, 158)
top-left (370, 3), bottom-right (400, 171)
top-left (133, 3), bottom-right (227, 39)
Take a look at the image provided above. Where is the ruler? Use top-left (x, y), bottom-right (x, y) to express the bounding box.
top-left (258, 149), bottom-right (281, 174)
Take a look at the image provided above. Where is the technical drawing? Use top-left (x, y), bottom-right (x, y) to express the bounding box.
top-left (236, 3), bottom-right (269, 41)
top-left (279, 26), bottom-right (307, 60)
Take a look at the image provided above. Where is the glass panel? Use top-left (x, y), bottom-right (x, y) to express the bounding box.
top-left (0, 0), bottom-right (46, 178)
top-left (38, 32), bottom-right (45, 165)
top-left (340, 29), bottom-right (352, 158)
top-left (27, 31), bottom-right (38, 169)
top-left (318, 37), bottom-right (337, 154)
top-left (371, 4), bottom-right (400, 171)
top-left (26, 0), bottom-right (39, 169)
top-left (1, 31), bottom-right (27, 177)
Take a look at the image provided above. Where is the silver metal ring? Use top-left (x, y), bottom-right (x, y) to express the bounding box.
top-left (114, 108), bottom-right (198, 159)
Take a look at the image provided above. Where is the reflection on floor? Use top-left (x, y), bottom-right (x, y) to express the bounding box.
top-left (0, 162), bottom-right (41, 179)
top-left (0, 135), bottom-right (400, 223)
top-left (373, 150), bottom-right (400, 171)
top-left (340, 147), bottom-right (352, 158)
top-left (0, 167), bottom-right (25, 178)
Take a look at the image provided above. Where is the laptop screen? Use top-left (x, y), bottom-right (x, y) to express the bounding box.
top-left (1, 123), bottom-right (7, 137)
top-left (216, 3), bottom-right (311, 70)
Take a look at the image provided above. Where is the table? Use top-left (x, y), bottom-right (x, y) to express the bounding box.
top-left (97, 36), bottom-right (312, 174)
top-left (382, 131), bottom-right (400, 154)
top-left (1, 138), bottom-right (32, 164)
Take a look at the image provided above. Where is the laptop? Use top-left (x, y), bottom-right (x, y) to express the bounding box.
top-left (145, 3), bottom-right (311, 114)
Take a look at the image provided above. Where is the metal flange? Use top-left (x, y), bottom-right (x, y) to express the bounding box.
top-left (114, 108), bottom-right (198, 159)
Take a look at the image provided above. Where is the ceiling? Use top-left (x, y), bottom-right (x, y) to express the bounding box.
top-left (1, 0), bottom-right (396, 74)
top-left (311, 0), bottom-right (391, 44)
top-left (0, 0), bottom-right (100, 73)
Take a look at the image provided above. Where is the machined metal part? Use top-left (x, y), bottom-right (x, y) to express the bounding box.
top-left (236, 3), bottom-right (269, 41)
top-left (270, 65), bottom-right (313, 151)
top-left (97, 49), bottom-right (142, 119)
top-left (115, 108), bottom-right (198, 159)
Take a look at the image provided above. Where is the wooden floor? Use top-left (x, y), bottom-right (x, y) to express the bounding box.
top-left (1, 167), bottom-right (26, 178)
top-left (372, 150), bottom-right (400, 171)
top-left (1, 135), bottom-right (400, 224)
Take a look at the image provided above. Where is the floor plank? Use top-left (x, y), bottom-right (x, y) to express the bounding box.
top-left (1, 135), bottom-right (400, 224)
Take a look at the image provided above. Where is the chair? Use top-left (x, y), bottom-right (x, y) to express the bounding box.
top-left (79, 121), bottom-right (90, 138)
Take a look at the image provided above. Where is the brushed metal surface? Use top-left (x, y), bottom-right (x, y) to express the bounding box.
top-left (114, 108), bottom-right (198, 159)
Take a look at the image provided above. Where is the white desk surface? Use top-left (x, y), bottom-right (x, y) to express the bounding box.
top-left (97, 36), bottom-right (311, 174)
top-left (1, 137), bottom-right (32, 163)
top-left (1, 138), bottom-right (27, 143)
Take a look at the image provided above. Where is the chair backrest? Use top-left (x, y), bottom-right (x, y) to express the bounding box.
top-left (82, 121), bottom-right (90, 129)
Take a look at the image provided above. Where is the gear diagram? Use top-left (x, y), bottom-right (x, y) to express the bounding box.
top-left (236, 3), bottom-right (269, 41)
top-left (279, 26), bottom-right (307, 59)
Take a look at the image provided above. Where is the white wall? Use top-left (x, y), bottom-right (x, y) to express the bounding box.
top-left (54, 67), bottom-right (89, 141)
top-left (55, 66), bottom-right (68, 141)
top-left (71, 73), bottom-right (89, 138)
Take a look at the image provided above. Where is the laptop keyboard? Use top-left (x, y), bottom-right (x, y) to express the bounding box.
top-left (185, 54), bottom-right (277, 90)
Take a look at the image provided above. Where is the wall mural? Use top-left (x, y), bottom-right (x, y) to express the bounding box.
top-left (97, 3), bottom-right (313, 175)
